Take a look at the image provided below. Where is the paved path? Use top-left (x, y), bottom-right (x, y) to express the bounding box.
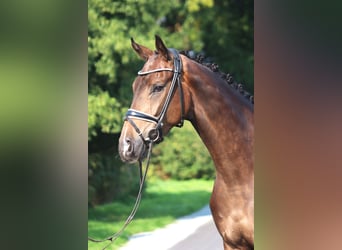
top-left (119, 205), bottom-right (223, 250)
top-left (169, 219), bottom-right (222, 250)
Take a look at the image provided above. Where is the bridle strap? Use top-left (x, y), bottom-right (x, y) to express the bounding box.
top-left (157, 48), bottom-right (184, 128)
top-left (138, 68), bottom-right (173, 75)
top-left (125, 116), bottom-right (149, 144)
top-left (171, 48), bottom-right (184, 128)
top-left (125, 109), bottom-right (158, 124)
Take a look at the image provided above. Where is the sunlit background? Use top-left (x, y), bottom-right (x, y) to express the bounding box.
top-left (88, 1), bottom-right (253, 249)
top-left (1, 0), bottom-right (342, 250)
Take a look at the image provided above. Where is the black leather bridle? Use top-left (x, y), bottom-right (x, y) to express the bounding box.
top-left (124, 48), bottom-right (185, 145)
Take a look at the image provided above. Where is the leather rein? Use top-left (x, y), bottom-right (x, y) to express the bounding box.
top-left (88, 49), bottom-right (184, 249)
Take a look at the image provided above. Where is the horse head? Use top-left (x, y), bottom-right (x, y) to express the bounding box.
top-left (119, 36), bottom-right (187, 163)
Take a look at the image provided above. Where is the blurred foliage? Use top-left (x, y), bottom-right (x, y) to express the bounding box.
top-left (88, 86), bottom-right (124, 139)
top-left (150, 122), bottom-right (215, 180)
top-left (88, 152), bottom-right (140, 206)
top-left (88, 0), bottom-right (253, 205)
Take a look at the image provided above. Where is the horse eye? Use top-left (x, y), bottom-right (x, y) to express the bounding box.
top-left (152, 84), bottom-right (165, 93)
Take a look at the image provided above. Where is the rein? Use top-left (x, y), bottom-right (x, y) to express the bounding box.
top-left (88, 49), bottom-right (184, 249)
top-left (88, 143), bottom-right (153, 250)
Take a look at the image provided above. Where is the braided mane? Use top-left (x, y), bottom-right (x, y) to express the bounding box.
top-left (179, 50), bottom-right (254, 104)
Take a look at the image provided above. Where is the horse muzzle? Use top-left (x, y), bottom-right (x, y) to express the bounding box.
top-left (118, 134), bottom-right (147, 163)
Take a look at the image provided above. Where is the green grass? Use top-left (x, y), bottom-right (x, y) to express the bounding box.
top-left (88, 179), bottom-right (214, 250)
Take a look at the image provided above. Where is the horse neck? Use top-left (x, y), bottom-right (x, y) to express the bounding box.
top-left (182, 57), bottom-right (254, 186)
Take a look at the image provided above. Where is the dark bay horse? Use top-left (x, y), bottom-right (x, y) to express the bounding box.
top-left (118, 36), bottom-right (254, 250)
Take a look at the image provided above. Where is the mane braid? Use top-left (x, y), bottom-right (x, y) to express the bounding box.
top-left (179, 50), bottom-right (254, 104)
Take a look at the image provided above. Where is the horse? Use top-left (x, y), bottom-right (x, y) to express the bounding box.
top-left (118, 35), bottom-right (254, 250)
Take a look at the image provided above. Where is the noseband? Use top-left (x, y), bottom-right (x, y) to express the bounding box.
top-left (124, 48), bottom-right (184, 144)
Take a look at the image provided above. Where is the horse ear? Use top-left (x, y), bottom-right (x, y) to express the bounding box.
top-left (155, 35), bottom-right (171, 61)
top-left (131, 37), bottom-right (153, 61)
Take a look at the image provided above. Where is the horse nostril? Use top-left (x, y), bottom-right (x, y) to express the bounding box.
top-left (125, 137), bottom-right (133, 153)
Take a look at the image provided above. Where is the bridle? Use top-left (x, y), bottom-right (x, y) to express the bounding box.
top-left (88, 49), bottom-right (185, 249)
top-left (125, 48), bottom-right (185, 145)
